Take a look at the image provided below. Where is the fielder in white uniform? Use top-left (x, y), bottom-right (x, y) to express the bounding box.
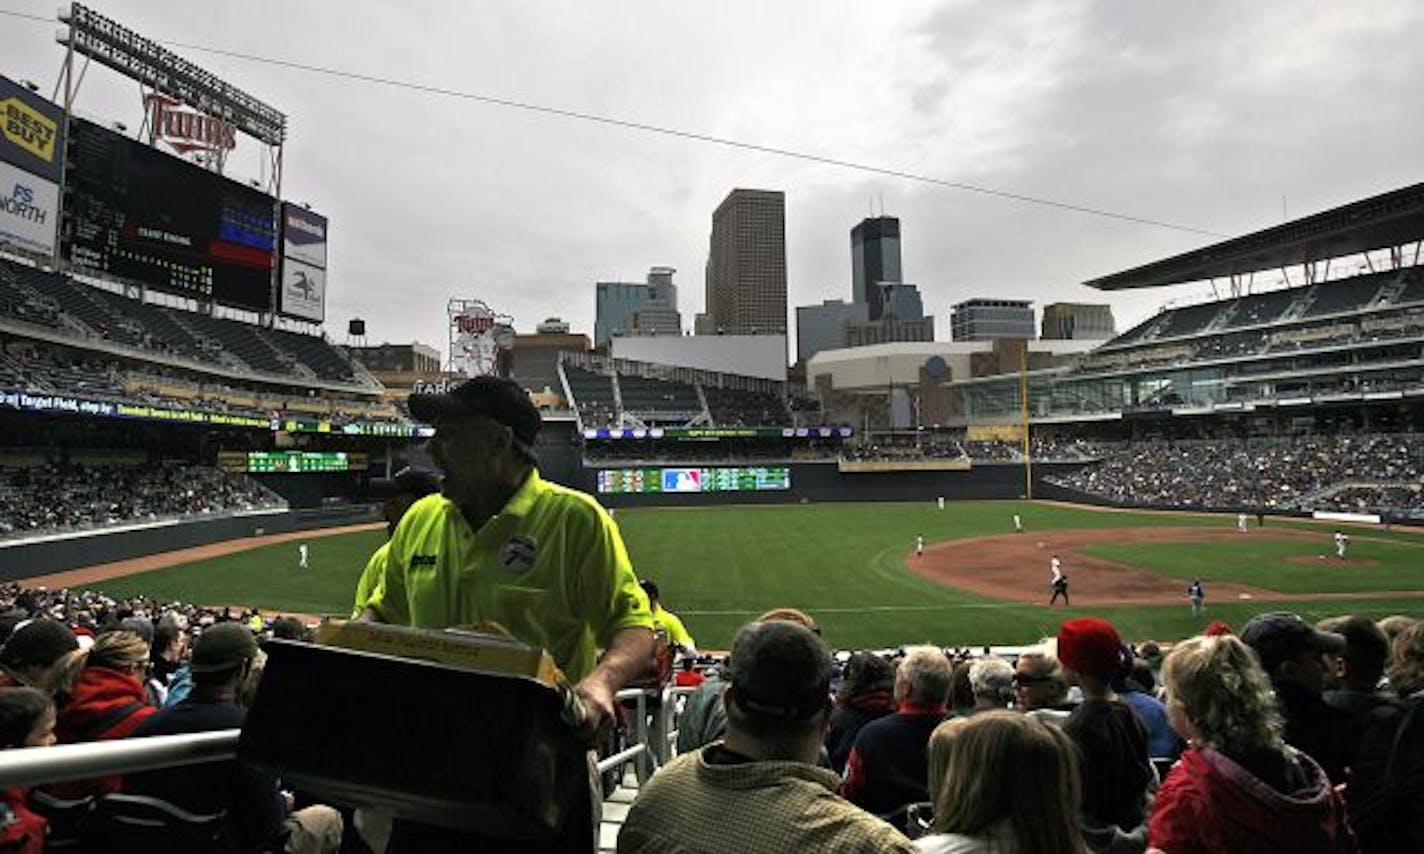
top-left (1237, 513), bottom-right (1248, 533)
top-left (298, 542), bottom-right (309, 569)
top-left (916, 534), bottom-right (925, 556)
top-left (1014, 514), bottom-right (1024, 533)
top-left (1334, 531), bottom-right (1349, 560)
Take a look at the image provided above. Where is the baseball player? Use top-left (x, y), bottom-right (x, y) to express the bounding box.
top-left (1237, 513), bottom-right (1248, 533)
top-left (916, 534), bottom-right (925, 557)
top-left (1187, 579), bottom-right (1205, 616)
top-left (297, 542), bottom-right (309, 570)
top-left (1013, 513), bottom-right (1024, 533)
top-left (1334, 530), bottom-right (1349, 560)
top-left (937, 496), bottom-right (945, 510)
top-left (1049, 555), bottom-right (1068, 606)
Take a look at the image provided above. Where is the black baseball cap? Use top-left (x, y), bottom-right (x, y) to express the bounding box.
top-left (727, 620), bottom-right (833, 723)
top-left (1240, 612), bottom-right (1346, 673)
top-left (408, 377), bottom-right (541, 456)
top-left (189, 622), bottom-right (258, 673)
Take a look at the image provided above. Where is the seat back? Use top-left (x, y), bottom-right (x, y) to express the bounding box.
top-left (27, 790), bottom-right (93, 850)
top-left (83, 793), bottom-right (227, 854)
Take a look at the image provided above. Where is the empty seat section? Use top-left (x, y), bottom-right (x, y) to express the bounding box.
top-left (617, 374), bottom-right (699, 412)
top-left (1303, 274), bottom-right (1386, 317)
top-left (266, 328), bottom-right (356, 381)
top-left (1395, 269), bottom-right (1424, 306)
top-left (563, 366), bottom-right (616, 427)
top-left (178, 312), bottom-right (289, 374)
top-left (1155, 302), bottom-right (1223, 339)
top-left (1224, 288), bottom-right (1298, 328)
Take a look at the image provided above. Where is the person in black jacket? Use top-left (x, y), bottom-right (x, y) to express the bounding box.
top-left (826, 652), bottom-right (896, 774)
top-left (1348, 622), bottom-right (1424, 853)
top-left (1240, 612), bottom-right (1355, 783)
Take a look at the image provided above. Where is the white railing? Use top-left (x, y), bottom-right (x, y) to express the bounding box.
top-left (0, 685), bottom-right (701, 794)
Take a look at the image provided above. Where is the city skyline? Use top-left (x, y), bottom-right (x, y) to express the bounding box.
top-left (1, 1), bottom-right (1419, 355)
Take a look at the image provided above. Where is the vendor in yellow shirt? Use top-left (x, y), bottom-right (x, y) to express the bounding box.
top-left (351, 466), bottom-right (442, 619)
top-left (361, 376), bottom-right (655, 745)
top-left (639, 579), bottom-right (696, 654)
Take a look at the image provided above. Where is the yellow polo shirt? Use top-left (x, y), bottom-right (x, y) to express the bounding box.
top-left (365, 469), bottom-right (654, 682)
top-left (652, 605), bottom-right (695, 650)
top-left (351, 541), bottom-right (389, 619)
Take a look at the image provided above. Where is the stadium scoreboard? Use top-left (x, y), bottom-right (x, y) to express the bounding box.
top-left (219, 451), bottom-right (367, 473)
top-left (596, 466), bottom-right (791, 494)
top-left (63, 118), bottom-right (277, 312)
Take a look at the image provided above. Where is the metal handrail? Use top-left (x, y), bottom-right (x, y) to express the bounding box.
top-left (0, 730), bottom-right (238, 789)
top-left (0, 684), bottom-right (703, 792)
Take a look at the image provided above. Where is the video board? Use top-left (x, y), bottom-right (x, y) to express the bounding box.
top-left (217, 451), bottom-right (368, 473)
top-left (63, 118), bottom-right (276, 311)
top-left (596, 466), bottom-right (791, 494)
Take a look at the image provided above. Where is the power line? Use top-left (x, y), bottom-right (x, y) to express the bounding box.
top-left (3, 7), bottom-right (1227, 237)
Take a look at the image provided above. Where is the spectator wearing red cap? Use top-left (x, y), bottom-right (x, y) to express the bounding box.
top-left (1056, 618), bottom-right (1152, 850)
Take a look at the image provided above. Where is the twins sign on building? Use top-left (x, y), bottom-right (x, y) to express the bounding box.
top-left (143, 93), bottom-right (238, 158)
top-left (448, 299), bottom-right (514, 378)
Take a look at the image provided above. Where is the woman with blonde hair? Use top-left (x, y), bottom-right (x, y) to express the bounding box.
top-left (917, 710), bottom-right (1088, 853)
top-left (1147, 634), bottom-right (1354, 853)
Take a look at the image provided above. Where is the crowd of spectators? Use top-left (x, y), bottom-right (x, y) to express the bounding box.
top-left (650, 609), bottom-right (1424, 853)
top-left (0, 582), bottom-right (338, 851)
top-left (1048, 432), bottom-right (1424, 517)
top-left (0, 463), bottom-right (284, 538)
top-left (0, 572), bottom-right (1421, 851)
top-left (2, 341), bottom-right (404, 427)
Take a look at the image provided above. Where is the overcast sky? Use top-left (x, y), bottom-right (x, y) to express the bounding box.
top-left (3, 1), bottom-right (1421, 362)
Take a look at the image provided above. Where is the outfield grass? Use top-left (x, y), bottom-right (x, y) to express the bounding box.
top-left (74, 501), bottom-right (1424, 649)
top-left (1079, 537), bottom-right (1424, 594)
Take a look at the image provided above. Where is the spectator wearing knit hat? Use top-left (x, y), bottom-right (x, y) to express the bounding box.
top-left (1057, 618), bottom-right (1152, 851)
top-left (0, 620), bottom-right (77, 691)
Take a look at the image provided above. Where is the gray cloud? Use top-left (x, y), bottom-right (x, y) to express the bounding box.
top-left (1, 0), bottom-right (1419, 360)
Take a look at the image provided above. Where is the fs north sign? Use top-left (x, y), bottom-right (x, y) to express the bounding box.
top-left (144, 93), bottom-right (238, 155)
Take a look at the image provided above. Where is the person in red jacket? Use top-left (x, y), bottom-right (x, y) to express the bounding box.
top-left (0, 687), bottom-right (57, 853)
top-left (44, 630), bottom-right (157, 797)
top-left (1148, 634), bottom-right (1356, 853)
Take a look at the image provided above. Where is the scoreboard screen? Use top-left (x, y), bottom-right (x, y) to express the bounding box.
top-left (229, 451), bottom-right (365, 473)
top-left (596, 466), bottom-right (791, 494)
top-left (63, 118), bottom-right (276, 311)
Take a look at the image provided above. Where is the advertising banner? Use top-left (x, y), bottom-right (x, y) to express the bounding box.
top-left (0, 161), bottom-right (58, 255)
top-left (281, 204), bottom-right (327, 267)
top-left (0, 76), bottom-right (63, 183)
top-left (279, 203), bottom-right (327, 322)
top-left (280, 256), bottom-right (326, 322)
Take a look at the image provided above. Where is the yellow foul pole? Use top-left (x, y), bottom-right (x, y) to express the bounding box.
top-left (1019, 345), bottom-right (1033, 499)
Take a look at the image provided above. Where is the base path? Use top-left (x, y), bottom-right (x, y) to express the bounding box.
top-left (910, 527), bottom-right (1424, 607)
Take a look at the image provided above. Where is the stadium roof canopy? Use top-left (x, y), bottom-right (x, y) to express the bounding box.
top-left (1085, 182), bottom-right (1424, 291)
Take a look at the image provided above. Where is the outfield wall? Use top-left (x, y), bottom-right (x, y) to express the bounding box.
top-left (0, 505), bottom-right (378, 580)
top-left (588, 461), bottom-right (1090, 507)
